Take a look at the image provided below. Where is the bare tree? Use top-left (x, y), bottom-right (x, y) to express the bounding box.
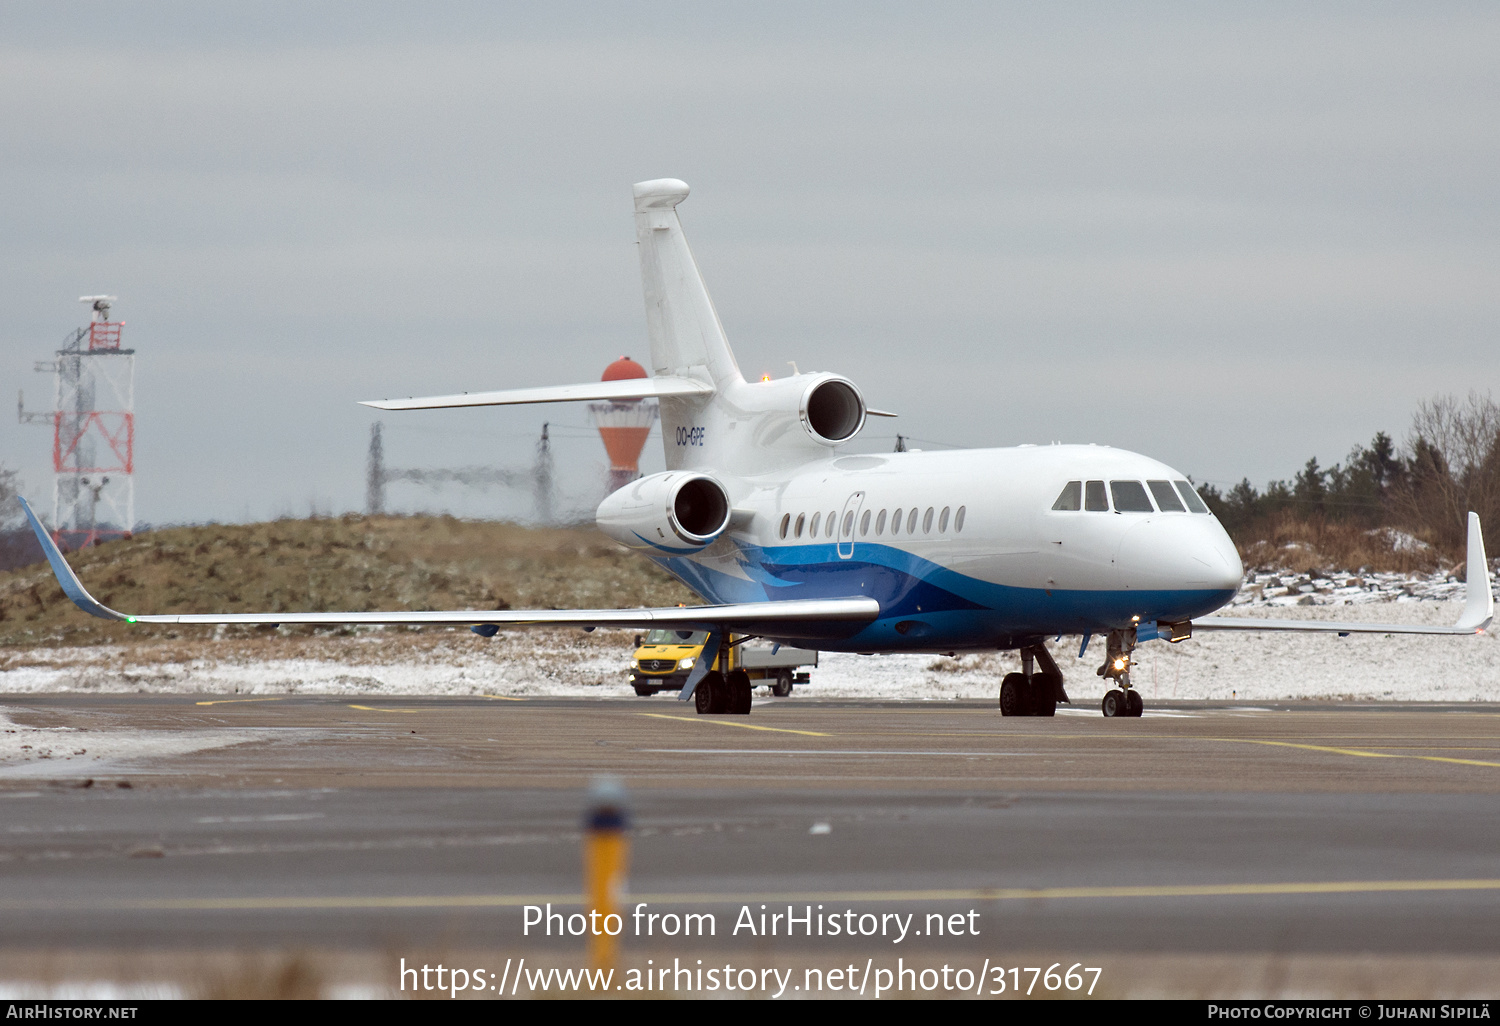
top-left (1394, 392), bottom-right (1500, 550)
top-left (0, 464), bottom-right (21, 529)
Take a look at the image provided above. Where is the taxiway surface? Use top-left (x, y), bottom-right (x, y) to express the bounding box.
top-left (3, 695), bottom-right (1500, 958)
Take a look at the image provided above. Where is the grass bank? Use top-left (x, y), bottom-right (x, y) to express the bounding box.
top-left (0, 515), bottom-right (697, 647)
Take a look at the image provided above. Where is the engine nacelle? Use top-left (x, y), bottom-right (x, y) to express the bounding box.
top-left (799, 375), bottom-right (867, 446)
top-left (596, 471), bottom-right (731, 555)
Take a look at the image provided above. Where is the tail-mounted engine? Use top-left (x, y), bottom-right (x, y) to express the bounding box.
top-left (799, 375), bottom-right (867, 445)
top-left (596, 471), bottom-right (731, 555)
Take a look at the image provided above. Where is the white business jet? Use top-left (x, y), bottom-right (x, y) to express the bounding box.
top-left (21, 179), bottom-right (1494, 718)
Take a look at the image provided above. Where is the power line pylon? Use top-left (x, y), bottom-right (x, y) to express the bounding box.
top-left (534, 422), bottom-right (554, 525)
top-left (366, 420), bottom-right (554, 523)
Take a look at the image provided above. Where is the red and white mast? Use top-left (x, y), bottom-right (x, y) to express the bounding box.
top-left (20, 296), bottom-right (136, 550)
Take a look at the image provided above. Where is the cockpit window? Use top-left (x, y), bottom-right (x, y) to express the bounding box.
top-left (1084, 480), bottom-right (1109, 512)
top-left (1148, 480), bottom-right (1185, 512)
top-left (1110, 480), bottom-right (1154, 512)
top-left (1052, 481), bottom-right (1082, 511)
top-left (1174, 480), bottom-right (1209, 514)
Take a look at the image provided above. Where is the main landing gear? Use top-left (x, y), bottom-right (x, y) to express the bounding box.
top-left (998, 644), bottom-right (1070, 717)
top-left (1097, 628), bottom-right (1144, 718)
top-left (692, 670), bottom-right (753, 715)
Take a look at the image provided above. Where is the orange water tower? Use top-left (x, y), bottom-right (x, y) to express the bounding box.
top-left (590, 356), bottom-right (658, 492)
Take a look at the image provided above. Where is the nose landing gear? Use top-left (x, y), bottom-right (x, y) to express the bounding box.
top-left (1101, 688), bottom-right (1143, 717)
top-left (1098, 628), bottom-right (1144, 717)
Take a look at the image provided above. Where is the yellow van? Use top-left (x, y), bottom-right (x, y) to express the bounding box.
top-left (629, 630), bottom-right (816, 697)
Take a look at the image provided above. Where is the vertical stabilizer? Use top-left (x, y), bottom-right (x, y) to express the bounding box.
top-left (633, 180), bottom-right (744, 391)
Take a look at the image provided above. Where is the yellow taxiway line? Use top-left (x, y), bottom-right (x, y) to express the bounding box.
top-left (193, 698), bottom-right (287, 707)
top-left (637, 713), bottom-right (830, 737)
top-left (1216, 737), bottom-right (1500, 769)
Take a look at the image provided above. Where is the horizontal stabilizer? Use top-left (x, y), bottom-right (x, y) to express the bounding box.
top-left (359, 376), bottom-right (714, 412)
top-left (18, 498), bottom-right (877, 640)
top-left (1194, 512), bottom-right (1493, 636)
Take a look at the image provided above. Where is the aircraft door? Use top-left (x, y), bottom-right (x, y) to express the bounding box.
top-left (837, 491), bottom-right (865, 560)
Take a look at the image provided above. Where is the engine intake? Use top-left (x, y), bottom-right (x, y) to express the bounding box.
top-left (800, 377), bottom-right (866, 444)
top-left (596, 471), bottom-right (731, 554)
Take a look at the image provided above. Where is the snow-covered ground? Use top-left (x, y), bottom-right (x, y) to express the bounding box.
top-left (0, 707), bottom-right (301, 779)
top-left (1230, 564), bottom-right (1486, 609)
top-left (2, 573), bottom-right (1497, 704)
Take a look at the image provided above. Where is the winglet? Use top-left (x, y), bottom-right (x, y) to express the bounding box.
top-left (17, 497), bottom-right (128, 622)
top-left (1457, 511), bottom-right (1494, 631)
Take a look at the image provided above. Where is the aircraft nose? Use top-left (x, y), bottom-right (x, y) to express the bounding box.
top-left (1117, 516), bottom-right (1243, 593)
top-left (1209, 523), bottom-right (1245, 592)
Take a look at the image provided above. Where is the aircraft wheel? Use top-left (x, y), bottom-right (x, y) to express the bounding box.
top-left (999, 673), bottom-right (1029, 716)
top-left (1032, 676), bottom-right (1058, 717)
top-left (633, 683), bottom-right (659, 697)
top-left (694, 672), bottom-right (728, 714)
top-left (1126, 689), bottom-right (1144, 717)
top-left (771, 670), bottom-right (794, 698)
top-left (727, 670), bottom-right (753, 715)
top-left (1101, 689), bottom-right (1126, 717)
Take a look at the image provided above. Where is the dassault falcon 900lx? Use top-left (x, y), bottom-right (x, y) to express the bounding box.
top-left (22, 179), bottom-right (1495, 718)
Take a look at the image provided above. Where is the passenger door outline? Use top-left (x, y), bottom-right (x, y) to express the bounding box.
top-left (837, 491), bottom-right (865, 560)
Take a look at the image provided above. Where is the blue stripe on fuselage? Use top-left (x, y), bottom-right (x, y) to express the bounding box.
top-left (656, 540), bottom-right (1235, 652)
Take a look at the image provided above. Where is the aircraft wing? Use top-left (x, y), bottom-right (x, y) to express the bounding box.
top-left (1191, 512), bottom-right (1493, 637)
top-left (18, 498), bottom-right (878, 640)
top-left (1190, 616), bottom-right (1487, 636)
top-left (359, 376), bottom-right (714, 411)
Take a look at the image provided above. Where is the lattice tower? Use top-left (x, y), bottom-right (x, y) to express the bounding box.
top-left (18, 297), bottom-right (135, 550)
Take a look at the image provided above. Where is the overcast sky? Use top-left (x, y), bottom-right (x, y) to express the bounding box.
top-left (3, 2), bottom-right (1498, 527)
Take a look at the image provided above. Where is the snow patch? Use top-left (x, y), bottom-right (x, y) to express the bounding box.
top-left (0, 709), bottom-right (286, 778)
top-left (2, 574), bottom-right (1497, 706)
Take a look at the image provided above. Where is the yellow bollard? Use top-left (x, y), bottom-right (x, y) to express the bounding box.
top-left (583, 776), bottom-right (630, 975)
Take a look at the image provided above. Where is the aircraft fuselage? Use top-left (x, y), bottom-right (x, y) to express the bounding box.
top-left (651, 442), bottom-right (1244, 653)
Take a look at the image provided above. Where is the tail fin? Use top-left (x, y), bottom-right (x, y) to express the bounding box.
top-left (633, 179), bottom-right (744, 391)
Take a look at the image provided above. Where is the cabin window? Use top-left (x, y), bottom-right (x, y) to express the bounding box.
top-left (1148, 480), bottom-right (1185, 512)
top-left (1110, 480), bottom-right (1154, 512)
top-left (955, 505), bottom-right (966, 532)
top-left (1174, 480), bottom-right (1209, 514)
top-left (923, 507), bottom-right (935, 533)
top-left (827, 511), bottom-right (837, 537)
top-left (875, 509), bottom-right (888, 535)
top-left (1084, 480), bottom-right (1109, 512)
top-left (908, 508), bottom-right (919, 533)
top-left (860, 510), bottom-right (872, 536)
top-left (1052, 481), bottom-right (1082, 511)
top-left (939, 506), bottom-right (950, 532)
top-left (810, 511), bottom-right (821, 536)
top-left (891, 508), bottom-right (903, 534)
top-left (794, 513), bottom-right (806, 537)
top-left (779, 513), bottom-right (791, 539)
top-left (842, 510), bottom-right (855, 537)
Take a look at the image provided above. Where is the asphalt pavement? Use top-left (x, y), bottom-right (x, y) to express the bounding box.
top-left (3, 695), bottom-right (1500, 963)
